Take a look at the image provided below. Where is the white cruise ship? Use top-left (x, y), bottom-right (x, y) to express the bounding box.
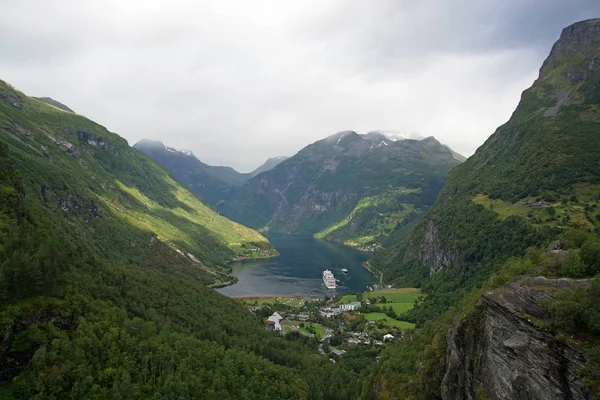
top-left (323, 269), bottom-right (337, 289)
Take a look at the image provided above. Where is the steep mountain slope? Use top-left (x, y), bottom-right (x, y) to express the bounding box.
top-left (0, 80), bottom-right (370, 399)
top-left (133, 139), bottom-right (246, 204)
top-left (369, 18), bottom-right (600, 399)
top-left (134, 140), bottom-right (287, 204)
top-left (249, 155), bottom-right (289, 178)
top-left (221, 131), bottom-right (463, 247)
top-left (0, 88), bottom-right (275, 287)
top-left (372, 18), bottom-right (600, 292)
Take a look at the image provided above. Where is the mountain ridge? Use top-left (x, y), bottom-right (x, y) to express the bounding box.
top-left (370, 18), bottom-right (600, 399)
top-left (221, 130), bottom-right (464, 247)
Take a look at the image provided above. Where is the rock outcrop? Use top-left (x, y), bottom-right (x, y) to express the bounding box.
top-left (418, 220), bottom-right (459, 275)
top-left (442, 277), bottom-right (592, 400)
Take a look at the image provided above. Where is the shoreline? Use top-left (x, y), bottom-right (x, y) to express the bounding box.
top-left (362, 261), bottom-right (376, 277)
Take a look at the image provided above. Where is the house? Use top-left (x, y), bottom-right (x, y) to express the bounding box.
top-left (331, 349), bottom-right (346, 358)
top-left (319, 306), bottom-right (343, 318)
top-left (383, 334), bottom-right (394, 342)
top-left (298, 314), bottom-right (310, 322)
top-left (339, 301), bottom-right (361, 311)
top-left (266, 312), bottom-right (283, 331)
top-left (348, 338), bottom-right (361, 345)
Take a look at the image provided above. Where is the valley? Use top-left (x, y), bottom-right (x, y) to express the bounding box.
top-left (0, 13), bottom-right (600, 400)
top-left (217, 233), bottom-right (374, 297)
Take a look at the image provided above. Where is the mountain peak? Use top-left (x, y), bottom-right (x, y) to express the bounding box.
top-left (366, 130), bottom-right (424, 141)
top-left (134, 139), bottom-right (194, 157)
top-left (539, 18), bottom-right (600, 84)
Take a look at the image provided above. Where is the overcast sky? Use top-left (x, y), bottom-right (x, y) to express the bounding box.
top-left (1, 1), bottom-right (598, 171)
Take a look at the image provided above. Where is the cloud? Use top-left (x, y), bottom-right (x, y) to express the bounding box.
top-left (1, 0), bottom-right (598, 171)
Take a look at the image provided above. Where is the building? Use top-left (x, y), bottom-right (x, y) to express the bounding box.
top-left (266, 312), bottom-right (283, 331)
top-left (383, 334), bottom-right (394, 342)
top-left (339, 301), bottom-right (361, 311)
top-left (331, 349), bottom-right (346, 358)
top-left (319, 306), bottom-right (343, 318)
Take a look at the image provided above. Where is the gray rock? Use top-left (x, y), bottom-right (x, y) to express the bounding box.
top-left (442, 277), bottom-right (592, 400)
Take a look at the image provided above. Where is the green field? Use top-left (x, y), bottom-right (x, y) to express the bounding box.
top-left (284, 320), bottom-right (326, 338)
top-left (339, 288), bottom-right (422, 304)
top-left (376, 302), bottom-right (415, 314)
top-left (363, 313), bottom-right (415, 330)
top-left (338, 288), bottom-right (420, 330)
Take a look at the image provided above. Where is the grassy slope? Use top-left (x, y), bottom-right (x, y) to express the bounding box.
top-left (0, 79), bottom-right (274, 285)
top-left (0, 80), bottom-right (376, 399)
top-left (367, 19), bottom-right (600, 399)
top-left (221, 134), bottom-right (462, 246)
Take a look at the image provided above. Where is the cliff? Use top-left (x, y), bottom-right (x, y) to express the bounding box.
top-left (442, 277), bottom-right (592, 400)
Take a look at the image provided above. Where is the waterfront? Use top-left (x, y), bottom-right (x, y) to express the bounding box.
top-left (217, 234), bottom-right (375, 297)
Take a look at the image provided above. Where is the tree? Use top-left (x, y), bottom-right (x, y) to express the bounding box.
top-left (563, 250), bottom-right (587, 278)
top-left (581, 236), bottom-right (600, 275)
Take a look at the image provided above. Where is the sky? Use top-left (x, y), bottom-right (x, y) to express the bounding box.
top-left (1, 1), bottom-right (599, 171)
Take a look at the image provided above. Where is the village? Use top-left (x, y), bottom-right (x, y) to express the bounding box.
top-left (239, 288), bottom-right (421, 362)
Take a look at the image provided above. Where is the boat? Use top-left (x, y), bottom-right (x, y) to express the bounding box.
top-left (323, 269), bottom-right (337, 289)
top-left (341, 268), bottom-right (348, 273)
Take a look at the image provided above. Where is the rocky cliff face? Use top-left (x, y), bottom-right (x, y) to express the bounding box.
top-left (442, 277), bottom-right (592, 400)
top-left (418, 220), bottom-right (459, 275)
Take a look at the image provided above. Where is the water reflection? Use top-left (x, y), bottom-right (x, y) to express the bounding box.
top-left (217, 234), bottom-right (375, 297)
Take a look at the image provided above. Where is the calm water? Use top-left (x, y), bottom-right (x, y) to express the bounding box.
top-left (217, 234), bottom-right (375, 297)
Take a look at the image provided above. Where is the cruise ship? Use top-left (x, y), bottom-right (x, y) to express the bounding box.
top-left (323, 269), bottom-right (337, 289)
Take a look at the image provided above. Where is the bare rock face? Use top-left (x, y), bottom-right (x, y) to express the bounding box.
top-left (418, 219), bottom-right (459, 275)
top-left (442, 277), bottom-right (592, 400)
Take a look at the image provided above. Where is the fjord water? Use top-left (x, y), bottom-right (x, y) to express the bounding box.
top-left (217, 234), bottom-right (375, 297)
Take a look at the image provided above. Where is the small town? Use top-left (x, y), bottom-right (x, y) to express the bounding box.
top-left (238, 288), bottom-right (421, 362)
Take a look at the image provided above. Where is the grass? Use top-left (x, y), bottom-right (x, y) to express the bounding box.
top-left (363, 313), bottom-right (415, 330)
top-left (314, 187), bottom-right (421, 242)
top-left (339, 288), bottom-right (422, 304)
top-left (285, 320), bottom-right (326, 338)
top-left (472, 193), bottom-right (597, 231)
top-left (376, 302), bottom-right (414, 314)
top-left (339, 288), bottom-right (420, 330)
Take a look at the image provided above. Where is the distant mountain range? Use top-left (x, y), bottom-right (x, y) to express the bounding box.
top-left (133, 139), bottom-right (287, 204)
top-left (220, 130), bottom-right (464, 246)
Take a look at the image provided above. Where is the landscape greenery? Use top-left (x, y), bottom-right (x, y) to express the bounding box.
top-left (133, 140), bottom-right (288, 206)
top-left (0, 80), bottom-right (373, 399)
top-left (2, 17), bottom-right (600, 400)
top-left (220, 131), bottom-right (464, 247)
top-left (365, 18), bottom-right (600, 398)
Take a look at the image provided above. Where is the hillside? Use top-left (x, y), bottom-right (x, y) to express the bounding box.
top-left (368, 18), bottom-right (600, 398)
top-left (0, 80), bottom-right (374, 399)
top-left (249, 156), bottom-right (289, 178)
top-left (221, 131), bottom-right (463, 247)
top-left (0, 87), bottom-right (277, 287)
top-left (134, 140), bottom-right (287, 204)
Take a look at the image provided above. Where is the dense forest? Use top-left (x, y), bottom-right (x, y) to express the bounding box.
top-left (0, 82), bottom-right (376, 399)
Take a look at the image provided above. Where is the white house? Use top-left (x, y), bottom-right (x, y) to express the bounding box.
top-left (267, 312), bottom-right (283, 331)
top-left (339, 301), bottom-right (361, 311)
top-left (383, 334), bottom-right (394, 342)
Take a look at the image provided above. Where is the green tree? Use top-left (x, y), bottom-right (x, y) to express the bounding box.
top-left (581, 236), bottom-right (600, 275)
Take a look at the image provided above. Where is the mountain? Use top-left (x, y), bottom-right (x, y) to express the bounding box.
top-left (133, 139), bottom-right (247, 204)
top-left (134, 140), bottom-right (287, 204)
top-left (221, 130), bottom-right (464, 247)
top-left (0, 79), bottom-right (371, 399)
top-left (369, 18), bottom-right (600, 398)
top-left (249, 155), bottom-right (289, 178)
top-left (32, 97), bottom-right (75, 113)
top-left (0, 90), bottom-right (275, 287)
